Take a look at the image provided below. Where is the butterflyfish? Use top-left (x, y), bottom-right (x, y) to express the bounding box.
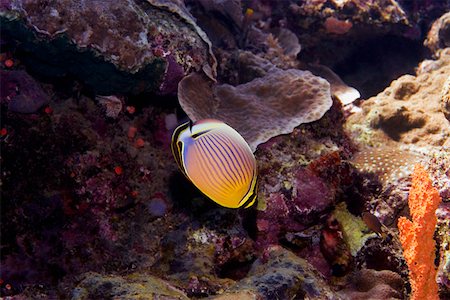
top-left (171, 119), bottom-right (257, 208)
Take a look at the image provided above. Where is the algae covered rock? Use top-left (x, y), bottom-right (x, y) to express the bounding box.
top-left (338, 269), bottom-right (404, 299)
top-left (346, 49), bottom-right (450, 147)
top-left (0, 0), bottom-right (216, 95)
top-left (71, 272), bottom-right (189, 300)
top-left (425, 12), bottom-right (450, 55)
top-left (219, 246), bottom-right (339, 300)
top-left (0, 69), bottom-right (49, 113)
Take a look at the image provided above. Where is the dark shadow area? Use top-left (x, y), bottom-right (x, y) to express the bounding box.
top-left (334, 35), bottom-right (427, 99)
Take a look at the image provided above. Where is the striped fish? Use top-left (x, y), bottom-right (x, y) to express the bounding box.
top-left (171, 119), bottom-right (258, 208)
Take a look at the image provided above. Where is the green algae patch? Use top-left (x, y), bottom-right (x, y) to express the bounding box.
top-left (256, 193), bottom-right (267, 211)
top-left (333, 202), bottom-right (377, 256)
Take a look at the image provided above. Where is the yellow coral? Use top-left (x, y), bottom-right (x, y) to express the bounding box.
top-left (398, 164), bottom-right (441, 300)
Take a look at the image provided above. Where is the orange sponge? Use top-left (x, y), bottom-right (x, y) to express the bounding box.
top-left (398, 164), bottom-right (441, 300)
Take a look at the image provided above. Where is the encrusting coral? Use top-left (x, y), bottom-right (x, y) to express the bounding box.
top-left (346, 49), bottom-right (450, 147)
top-left (0, 0), bottom-right (216, 95)
top-left (397, 164), bottom-right (442, 300)
top-left (178, 69), bottom-right (332, 152)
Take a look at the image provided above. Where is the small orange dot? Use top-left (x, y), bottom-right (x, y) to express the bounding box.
top-left (130, 190), bottom-right (138, 198)
top-left (0, 128), bottom-right (7, 136)
top-left (135, 138), bottom-right (145, 148)
top-left (5, 283), bottom-right (11, 290)
top-left (126, 106), bottom-right (136, 114)
top-left (114, 166), bottom-right (123, 175)
top-left (4, 59), bottom-right (14, 68)
top-left (44, 106), bottom-right (53, 115)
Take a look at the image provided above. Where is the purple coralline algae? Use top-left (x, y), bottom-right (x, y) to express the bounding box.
top-left (255, 167), bottom-right (334, 246)
top-left (0, 69), bottom-right (49, 113)
top-left (0, 0), bottom-right (216, 95)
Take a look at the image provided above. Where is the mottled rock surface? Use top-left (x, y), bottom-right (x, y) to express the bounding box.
top-left (71, 272), bottom-right (189, 300)
top-left (346, 49), bottom-right (450, 147)
top-left (442, 75), bottom-right (450, 123)
top-left (0, 69), bottom-right (49, 113)
top-left (220, 246), bottom-right (339, 300)
top-left (436, 203), bottom-right (450, 297)
top-left (338, 269), bottom-right (404, 300)
top-left (425, 12), bottom-right (450, 54)
top-left (0, 0), bottom-right (215, 95)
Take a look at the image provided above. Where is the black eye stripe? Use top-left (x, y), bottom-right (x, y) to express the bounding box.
top-left (192, 129), bottom-right (211, 139)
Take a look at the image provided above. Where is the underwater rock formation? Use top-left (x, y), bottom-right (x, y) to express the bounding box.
top-left (0, 0), bottom-right (215, 95)
top-left (218, 246), bottom-right (339, 299)
top-left (277, 0), bottom-right (410, 65)
top-left (346, 49), bottom-right (450, 147)
top-left (436, 203), bottom-right (450, 298)
top-left (178, 69), bottom-right (332, 152)
top-left (71, 272), bottom-right (189, 300)
top-left (0, 69), bottom-right (49, 113)
top-left (338, 269), bottom-right (404, 299)
top-left (425, 12), bottom-right (450, 55)
top-left (442, 76), bottom-right (450, 123)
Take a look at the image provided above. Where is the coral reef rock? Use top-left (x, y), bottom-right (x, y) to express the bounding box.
top-left (178, 69), bottom-right (332, 152)
top-left (332, 203), bottom-right (376, 257)
top-left (425, 12), bottom-right (450, 55)
top-left (0, 69), bottom-right (49, 113)
top-left (338, 269), bottom-right (404, 299)
top-left (217, 246), bottom-right (339, 300)
top-left (442, 75), bottom-right (450, 123)
top-left (436, 203), bottom-right (450, 297)
top-left (0, 0), bottom-right (215, 95)
top-left (71, 272), bottom-right (189, 300)
top-left (346, 49), bottom-right (450, 147)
